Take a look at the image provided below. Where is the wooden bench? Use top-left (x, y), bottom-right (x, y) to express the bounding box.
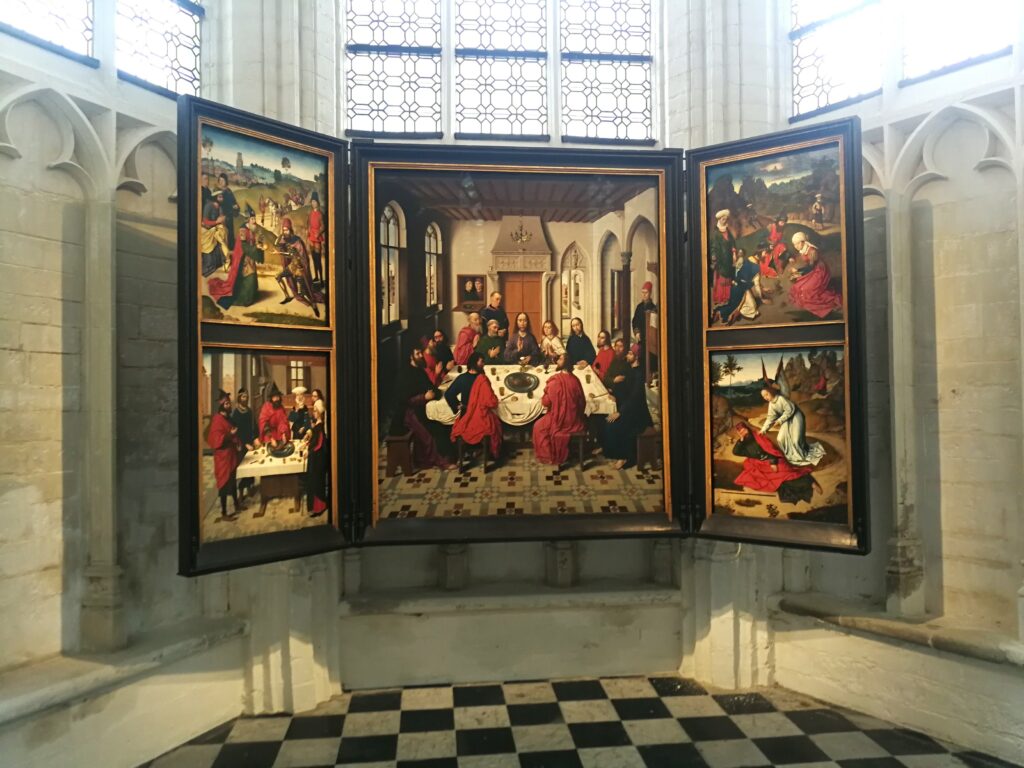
top-left (385, 431), bottom-right (415, 477)
top-left (636, 427), bottom-right (662, 471)
top-left (456, 435), bottom-right (492, 473)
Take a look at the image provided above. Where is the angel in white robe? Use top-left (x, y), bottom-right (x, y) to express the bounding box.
top-left (758, 385), bottom-right (825, 467)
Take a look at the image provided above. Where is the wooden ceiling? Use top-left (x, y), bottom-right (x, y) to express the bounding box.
top-left (377, 171), bottom-right (654, 222)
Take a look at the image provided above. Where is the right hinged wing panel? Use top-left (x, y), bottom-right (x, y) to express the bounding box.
top-left (686, 117), bottom-right (870, 554)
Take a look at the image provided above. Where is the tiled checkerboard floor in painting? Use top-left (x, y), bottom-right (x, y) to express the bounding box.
top-left (141, 675), bottom-right (1019, 768)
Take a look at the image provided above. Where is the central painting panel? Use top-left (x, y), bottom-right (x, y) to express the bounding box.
top-left (369, 165), bottom-right (668, 521)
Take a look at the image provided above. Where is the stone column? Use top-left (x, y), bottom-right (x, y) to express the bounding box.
top-left (883, 190), bottom-right (927, 618)
top-left (619, 251), bottom-right (632, 335)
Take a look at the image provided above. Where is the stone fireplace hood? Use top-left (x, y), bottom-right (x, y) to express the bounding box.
top-left (491, 215), bottom-right (553, 271)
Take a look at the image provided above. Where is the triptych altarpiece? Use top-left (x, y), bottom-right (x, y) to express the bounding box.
top-left (177, 96), bottom-right (868, 575)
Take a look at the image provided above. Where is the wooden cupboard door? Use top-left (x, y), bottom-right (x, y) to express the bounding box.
top-left (500, 273), bottom-right (543, 328)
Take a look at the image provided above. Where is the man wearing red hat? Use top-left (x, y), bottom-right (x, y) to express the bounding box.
top-left (632, 280), bottom-right (657, 373)
top-left (207, 389), bottom-right (243, 519)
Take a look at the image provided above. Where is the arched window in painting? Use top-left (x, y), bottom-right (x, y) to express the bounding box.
top-left (425, 222), bottom-right (441, 307)
top-left (380, 203), bottom-right (402, 324)
top-left (559, 243), bottom-right (587, 337)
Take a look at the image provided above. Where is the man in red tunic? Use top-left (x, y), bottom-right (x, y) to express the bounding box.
top-left (258, 383), bottom-right (291, 447)
top-left (730, 422), bottom-right (821, 504)
top-left (533, 353), bottom-right (587, 466)
top-left (207, 390), bottom-right (243, 519)
top-left (448, 352), bottom-right (503, 459)
top-left (306, 196), bottom-right (325, 285)
top-left (454, 311), bottom-right (482, 366)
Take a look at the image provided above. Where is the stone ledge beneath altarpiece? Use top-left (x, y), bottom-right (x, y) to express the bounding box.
top-left (775, 591), bottom-right (1024, 669)
top-left (0, 616), bottom-right (248, 728)
top-left (338, 581), bottom-right (684, 689)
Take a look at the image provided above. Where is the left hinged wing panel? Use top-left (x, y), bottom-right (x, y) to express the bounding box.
top-left (177, 95), bottom-right (352, 575)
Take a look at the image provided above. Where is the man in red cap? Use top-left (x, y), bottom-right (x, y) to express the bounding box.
top-left (632, 280), bottom-right (657, 373)
top-left (207, 389), bottom-right (243, 519)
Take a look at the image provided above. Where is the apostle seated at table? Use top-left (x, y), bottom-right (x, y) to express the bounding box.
top-left (289, 386), bottom-right (312, 439)
top-left (208, 389), bottom-right (243, 519)
top-left (447, 352), bottom-right (503, 460)
top-left (455, 312), bottom-right (482, 366)
top-left (566, 317), bottom-right (596, 368)
top-left (475, 319), bottom-right (505, 361)
top-left (599, 346), bottom-right (653, 470)
top-left (258, 383), bottom-right (291, 447)
top-left (431, 328), bottom-right (455, 371)
top-left (421, 335), bottom-right (447, 387)
top-left (592, 329), bottom-right (614, 380)
top-left (602, 338), bottom-right (629, 396)
top-left (504, 312), bottom-right (541, 364)
top-left (533, 353), bottom-right (587, 466)
top-left (539, 320), bottom-right (565, 364)
top-left (390, 347), bottom-right (454, 470)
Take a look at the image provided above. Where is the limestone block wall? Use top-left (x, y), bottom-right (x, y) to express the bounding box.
top-left (0, 99), bottom-right (87, 667)
top-left (115, 138), bottom-right (205, 637)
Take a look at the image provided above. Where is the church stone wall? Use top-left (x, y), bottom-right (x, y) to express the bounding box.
top-left (0, 100), bottom-right (87, 668)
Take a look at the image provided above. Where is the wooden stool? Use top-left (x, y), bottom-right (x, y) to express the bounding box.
top-left (385, 431), bottom-right (414, 477)
top-left (569, 431), bottom-right (588, 470)
top-left (636, 427), bottom-right (662, 471)
top-left (457, 435), bottom-right (491, 473)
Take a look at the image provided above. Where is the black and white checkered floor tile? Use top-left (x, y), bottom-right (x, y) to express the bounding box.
top-left (142, 675), bottom-right (1019, 768)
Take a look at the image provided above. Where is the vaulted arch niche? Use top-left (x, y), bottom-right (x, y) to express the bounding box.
top-left (904, 115), bottom-right (1021, 630)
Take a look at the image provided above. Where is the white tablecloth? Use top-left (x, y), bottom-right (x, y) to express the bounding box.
top-left (425, 364), bottom-right (616, 426)
top-left (235, 440), bottom-right (306, 479)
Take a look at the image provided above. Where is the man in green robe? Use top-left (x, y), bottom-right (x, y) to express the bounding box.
top-left (475, 319), bottom-right (505, 362)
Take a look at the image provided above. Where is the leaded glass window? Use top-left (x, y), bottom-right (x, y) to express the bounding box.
top-left (343, 0), bottom-right (656, 145)
top-left (790, 1), bottom-right (882, 118)
top-left (560, 0), bottom-right (654, 143)
top-left (116, 0), bottom-right (203, 96)
top-left (346, 0), bottom-right (443, 137)
top-left (381, 204), bottom-right (402, 324)
top-left (901, 0), bottom-right (1017, 83)
top-left (0, 0), bottom-right (94, 59)
top-left (455, 0), bottom-right (548, 138)
top-left (425, 223), bottom-right (441, 307)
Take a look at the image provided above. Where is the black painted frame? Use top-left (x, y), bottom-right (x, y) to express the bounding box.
top-left (684, 117), bottom-right (870, 554)
top-left (176, 96), bottom-right (351, 575)
top-left (346, 143), bottom-right (691, 545)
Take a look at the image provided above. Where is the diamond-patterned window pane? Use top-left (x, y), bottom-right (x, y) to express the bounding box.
top-left (456, 0), bottom-right (546, 51)
top-left (347, 52), bottom-right (442, 134)
top-left (0, 0), bottom-right (93, 57)
top-left (792, 5), bottom-right (883, 116)
top-left (902, 0), bottom-right (1017, 80)
top-left (457, 56), bottom-right (547, 135)
top-left (561, 59), bottom-right (651, 141)
top-left (560, 0), bottom-right (650, 57)
top-left (347, 0), bottom-right (440, 48)
top-left (116, 0), bottom-right (201, 95)
top-left (791, 0), bottom-right (871, 31)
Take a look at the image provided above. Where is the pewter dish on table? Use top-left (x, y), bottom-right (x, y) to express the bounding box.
top-left (504, 371), bottom-right (540, 394)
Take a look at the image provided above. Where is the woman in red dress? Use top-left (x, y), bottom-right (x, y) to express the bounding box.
top-left (787, 232), bottom-right (842, 319)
